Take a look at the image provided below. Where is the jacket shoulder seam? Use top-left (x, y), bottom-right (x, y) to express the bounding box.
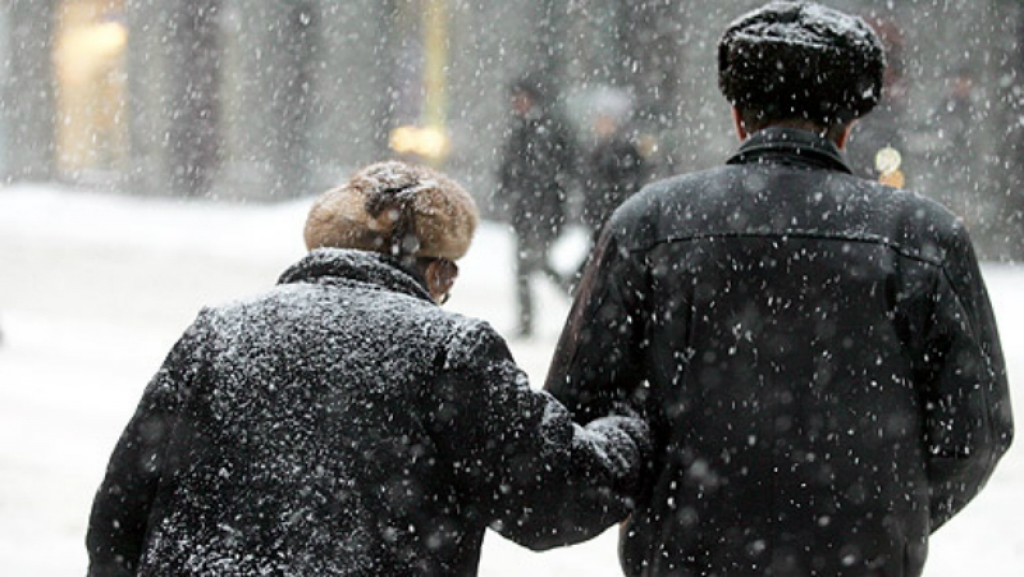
top-left (627, 231), bottom-right (947, 267)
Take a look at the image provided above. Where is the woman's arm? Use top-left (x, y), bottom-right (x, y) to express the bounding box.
top-left (425, 320), bottom-right (650, 550)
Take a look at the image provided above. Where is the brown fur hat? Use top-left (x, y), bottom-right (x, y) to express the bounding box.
top-left (718, 1), bottom-right (886, 126)
top-left (304, 161), bottom-right (478, 261)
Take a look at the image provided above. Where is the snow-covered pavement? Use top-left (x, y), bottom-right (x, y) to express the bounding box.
top-left (1, 185), bottom-right (1021, 576)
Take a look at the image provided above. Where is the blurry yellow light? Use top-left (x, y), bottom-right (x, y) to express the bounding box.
top-left (65, 21), bottom-right (128, 59)
top-left (389, 125), bottom-right (451, 161)
top-left (94, 21), bottom-right (129, 54)
top-left (389, 126), bottom-right (415, 152)
top-left (874, 146), bottom-right (902, 174)
top-left (57, 21), bottom-right (129, 85)
top-left (879, 170), bottom-right (905, 189)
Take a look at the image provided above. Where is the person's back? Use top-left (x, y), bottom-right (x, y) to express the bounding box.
top-left (87, 162), bottom-right (650, 577)
top-left (498, 77), bottom-right (576, 246)
top-left (545, 3), bottom-right (1012, 576)
top-left (126, 250), bottom-right (496, 575)
top-left (602, 128), bottom-right (1008, 575)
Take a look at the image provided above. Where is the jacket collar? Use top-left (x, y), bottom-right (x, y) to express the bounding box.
top-left (727, 127), bottom-right (853, 174)
top-left (277, 248), bottom-right (434, 303)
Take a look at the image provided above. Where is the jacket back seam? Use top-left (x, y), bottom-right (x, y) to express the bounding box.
top-left (628, 230), bottom-right (946, 268)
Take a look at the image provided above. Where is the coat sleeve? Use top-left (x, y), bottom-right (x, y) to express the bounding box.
top-left (544, 220), bottom-right (651, 426)
top-left (921, 225), bottom-right (1013, 531)
top-left (425, 320), bottom-right (651, 550)
top-left (85, 312), bottom-right (210, 577)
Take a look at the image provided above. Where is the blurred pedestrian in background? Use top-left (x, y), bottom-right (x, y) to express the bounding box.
top-left (580, 87), bottom-right (649, 246)
top-left (496, 73), bottom-right (579, 338)
top-left (572, 86), bottom-right (650, 292)
top-left (922, 65), bottom-right (982, 223)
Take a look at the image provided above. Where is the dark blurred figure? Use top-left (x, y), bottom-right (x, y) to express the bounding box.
top-left (923, 65), bottom-right (981, 222)
top-left (496, 73), bottom-right (578, 338)
top-left (581, 90), bottom-right (649, 246)
top-left (847, 15), bottom-right (910, 189)
top-left (572, 88), bottom-right (649, 291)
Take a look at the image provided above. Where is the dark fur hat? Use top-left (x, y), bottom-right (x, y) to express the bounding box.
top-left (304, 161), bottom-right (478, 261)
top-left (718, 1), bottom-right (886, 125)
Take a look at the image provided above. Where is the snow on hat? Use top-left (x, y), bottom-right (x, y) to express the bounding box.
top-left (718, 1), bottom-right (886, 125)
top-left (304, 161), bottom-right (478, 261)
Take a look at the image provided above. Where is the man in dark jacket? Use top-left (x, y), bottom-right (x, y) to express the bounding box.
top-left (496, 74), bottom-right (578, 337)
top-left (545, 2), bottom-right (1013, 576)
top-left (86, 161), bottom-right (649, 576)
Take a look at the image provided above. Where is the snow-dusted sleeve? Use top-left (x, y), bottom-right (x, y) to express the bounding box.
top-left (921, 225), bottom-right (1013, 531)
top-left (425, 320), bottom-right (650, 550)
top-left (85, 311), bottom-right (210, 577)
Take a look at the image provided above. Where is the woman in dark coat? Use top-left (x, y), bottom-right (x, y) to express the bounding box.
top-left (86, 161), bottom-right (649, 576)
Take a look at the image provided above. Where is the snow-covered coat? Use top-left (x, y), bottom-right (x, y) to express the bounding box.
top-left (545, 128), bottom-right (1013, 577)
top-left (86, 249), bottom-right (648, 577)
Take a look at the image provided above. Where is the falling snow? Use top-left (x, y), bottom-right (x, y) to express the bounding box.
top-left (0, 185), bottom-right (1021, 575)
top-left (0, 1), bottom-right (1022, 575)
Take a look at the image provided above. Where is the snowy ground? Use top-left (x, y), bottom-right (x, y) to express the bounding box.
top-left (0, 184), bottom-right (1021, 576)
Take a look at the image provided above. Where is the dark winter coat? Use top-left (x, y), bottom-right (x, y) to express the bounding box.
top-left (545, 128), bottom-right (1013, 577)
top-left (497, 110), bottom-right (577, 246)
top-left (86, 249), bottom-right (648, 577)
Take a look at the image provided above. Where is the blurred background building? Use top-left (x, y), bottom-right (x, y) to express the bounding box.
top-left (0, 0), bottom-right (1021, 259)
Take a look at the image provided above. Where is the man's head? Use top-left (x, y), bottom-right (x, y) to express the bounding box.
top-left (304, 160), bottom-right (478, 303)
top-left (948, 65), bottom-right (976, 100)
top-left (718, 1), bottom-right (886, 144)
top-left (509, 73), bottom-right (548, 117)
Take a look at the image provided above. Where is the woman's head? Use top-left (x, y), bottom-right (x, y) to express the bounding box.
top-left (304, 161), bottom-right (478, 260)
top-left (303, 160), bottom-right (478, 303)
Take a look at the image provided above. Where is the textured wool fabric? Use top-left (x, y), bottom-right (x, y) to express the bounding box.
top-left (86, 249), bottom-right (649, 576)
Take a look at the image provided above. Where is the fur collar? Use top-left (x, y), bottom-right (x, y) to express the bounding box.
top-left (277, 248), bottom-right (433, 302)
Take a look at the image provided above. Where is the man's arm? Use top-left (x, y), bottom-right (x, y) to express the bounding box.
top-left (922, 225), bottom-right (1013, 531)
top-left (545, 219), bottom-right (650, 424)
top-left (85, 313), bottom-right (209, 576)
top-left (425, 320), bottom-right (651, 550)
